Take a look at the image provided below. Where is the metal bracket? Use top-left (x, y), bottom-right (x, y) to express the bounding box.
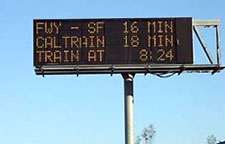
top-left (111, 65), bottom-right (115, 76)
top-left (193, 20), bottom-right (221, 65)
top-left (178, 65), bottom-right (185, 75)
top-left (144, 65), bottom-right (151, 76)
top-left (75, 65), bottom-right (79, 77)
top-left (211, 65), bottom-right (221, 75)
top-left (41, 67), bottom-right (45, 77)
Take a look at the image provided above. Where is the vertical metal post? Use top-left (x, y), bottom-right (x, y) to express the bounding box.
top-left (123, 73), bottom-right (135, 144)
top-left (216, 25), bottom-right (221, 65)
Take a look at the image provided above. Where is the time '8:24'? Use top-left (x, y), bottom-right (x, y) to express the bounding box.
top-left (139, 48), bottom-right (174, 62)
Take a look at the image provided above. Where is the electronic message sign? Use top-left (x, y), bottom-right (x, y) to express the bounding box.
top-left (34, 18), bottom-right (193, 68)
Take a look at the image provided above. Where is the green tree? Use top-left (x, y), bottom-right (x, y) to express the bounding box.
top-left (135, 136), bottom-right (141, 144)
top-left (135, 124), bottom-right (156, 144)
top-left (207, 135), bottom-right (217, 144)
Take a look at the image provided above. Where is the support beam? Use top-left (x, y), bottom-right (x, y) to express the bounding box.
top-left (123, 73), bottom-right (135, 144)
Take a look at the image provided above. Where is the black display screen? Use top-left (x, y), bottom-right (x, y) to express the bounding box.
top-left (34, 18), bottom-right (193, 66)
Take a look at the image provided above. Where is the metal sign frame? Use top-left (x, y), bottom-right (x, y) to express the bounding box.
top-left (34, 19), bottom-right (224, 76)
top-left (33, 19), bottom-right (225, 144)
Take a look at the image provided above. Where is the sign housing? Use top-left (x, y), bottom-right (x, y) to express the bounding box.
top-left (34, 18), bottom-right (193, 66)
